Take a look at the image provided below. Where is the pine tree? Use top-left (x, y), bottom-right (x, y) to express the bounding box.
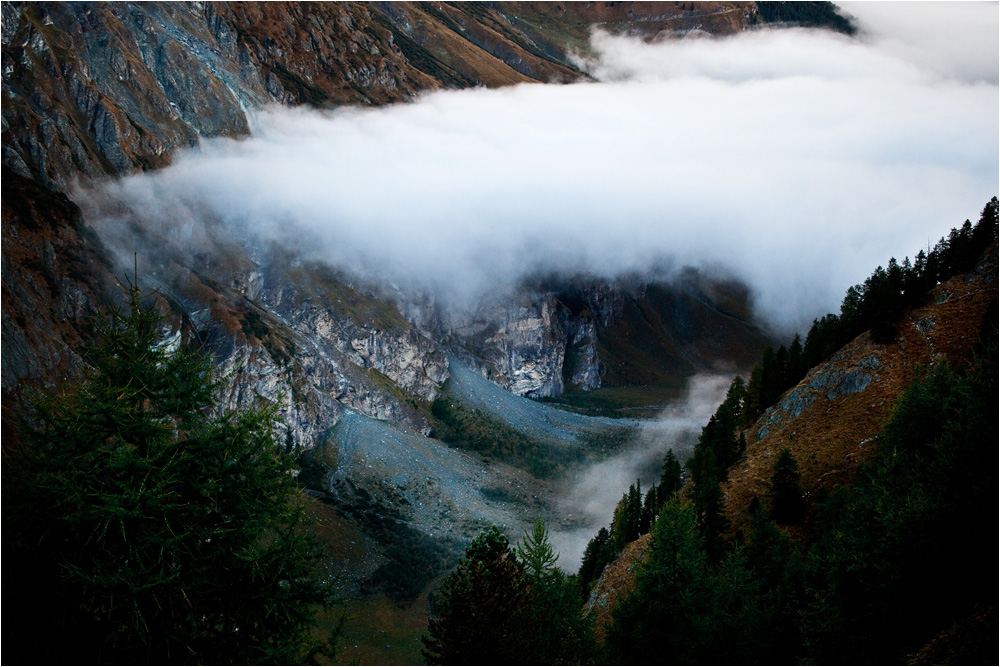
top-left (605, 499), bottom-right (713, 663)
top-left (694, 471), bottom-right (730, 564)
top-left (578, 526), bottom-right (613, 600)
top-left (658, 449), bottom-right (684, 506)
top-left (640, 484), bottom-right (659, 535)
top-left (422, 526), bottom-right (533, 665)
top-left (769, 448), bottom-right (806, 524)
top-left (3, 277), bottom-right (332, 665)
top-left (516, 518), bottom-right (594, 664)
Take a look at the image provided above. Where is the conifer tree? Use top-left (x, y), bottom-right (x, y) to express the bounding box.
top-left (578, 526), bottom-right (613, 600)
top-left (605, 499), bottom-right (713, 663)
top-left (422, 526), bottom-right (533, 665)
top-left (517, 517), bottom-right (558, 582)
top-left (769, 448), bottom-right (806, 524)
top-left (516, 519), bottom-right (594, 664)
top-left (658, 449), bottom-right (684, 506)
top-left (693, 471), bottom-right (730, 564)
top-left (3, 277), bottom-right (332, 665)
top-left (640, 484), bottom-right (659, 535)
top-left (610, 481), bottom-right (644, 551)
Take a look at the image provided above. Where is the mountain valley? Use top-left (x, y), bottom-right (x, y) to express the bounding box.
top-left (3, 2), bottom-right (996, 664)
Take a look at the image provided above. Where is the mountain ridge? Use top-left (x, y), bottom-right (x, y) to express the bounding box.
top-left (583, 237), bottom-right (998, 651)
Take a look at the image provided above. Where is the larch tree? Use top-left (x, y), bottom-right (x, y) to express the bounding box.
top-left (3, 278), bottom-right (333, 665)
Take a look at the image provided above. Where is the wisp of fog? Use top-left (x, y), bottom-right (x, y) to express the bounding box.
top-left (93, 6), bottom-right (998, 335)
top-left (549, 373), bottom-right (732, 570)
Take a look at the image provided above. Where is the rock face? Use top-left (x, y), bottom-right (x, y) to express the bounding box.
top-left (2, 1), bottom-right (777, 553)
top-left (2, 1), bottom-right (762, 190)
top-left (2, 0), bottom-right (772, 450)
top-left (1, 0), bottom-right (601, 191)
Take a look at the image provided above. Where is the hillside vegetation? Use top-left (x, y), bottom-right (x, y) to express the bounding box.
top-left (431, 198), bottom-right (998, 664)
top-left (588, 197), bottom-right (999, 664)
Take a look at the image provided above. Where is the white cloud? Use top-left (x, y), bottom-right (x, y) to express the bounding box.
top-left (91, 5), bottom-right (999, 335)
top-left (839, 1), bottom-right (999, 83)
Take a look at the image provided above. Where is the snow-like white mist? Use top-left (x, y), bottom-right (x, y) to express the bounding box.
top-left (549, 374), bottom-right (732, 570)
top-left (81, 4), bottom-right (999, 572)
top-left (92, 3), bottom-right (999, 336)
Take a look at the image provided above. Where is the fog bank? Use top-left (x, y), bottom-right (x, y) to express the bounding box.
top-left (93, 6), bottom-right (998, 335)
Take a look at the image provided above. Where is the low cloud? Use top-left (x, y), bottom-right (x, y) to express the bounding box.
top-left (549, 374), bottom-right (732, 570)
top-left (839, 1), bottom-right (999, 84)
top-left (90, 5), bottom-right (998, 337)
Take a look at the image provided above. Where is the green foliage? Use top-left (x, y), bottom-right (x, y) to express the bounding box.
top-left (583, 199), bottom-right (998, 664)
top-left (524, 569), bottom-right (596, 665)
top-left (3, 279), bottom-right (332, 665)
top-left (578, 526), bottom-right (614, 601)
top-left (431, 393), bottom-right (567, 478)
top-left (657, 448), bottom-right (683, 506)
top-left (424, 522), bottom-right (593, 665)
top-left (802, 197), bottom-right (998, 370)
top-left (769, 448), bottom-right (806, 524)
top-left (316, 481), bottom-right (459, 603)
top-left (577, 424), bottom-right (638, 456)
top-left (743, 197), bottom-right (1000, 424)
top-left (689, 465), bottom-right (730, 564)
top-left (606, 497), bottom-right (808, 665)
top-left (421, 526), bottom-right (535, 665)
top-left (517, 519), bottom-right (595, 664)
top-left (688, 375), bottom-right (746, 483)
top-left (640, 484), bottom-right (658, 535)
top-left (597, 283), bottom-right (996, 663)
top-left (360, 513), bottom-right (458, 602)
top-left (610, 480), bottom-right (645, 553)
top-left (241, 307), bottom-right (297, 367)
top-left (604, 499), bottom-right (713, 663)
top-left (756, 1), bottom-right (856, 34)
top-left (803, 355), bottom-right (998, 663)
top-left (516, 517), bottom-right (559, 581)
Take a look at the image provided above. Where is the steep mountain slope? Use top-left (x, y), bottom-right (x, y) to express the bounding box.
top-left (2, 1), bottom-right (759, 191)
top-left (583, 240), bottom-right (998, 647)
top-left (2, 5), bottom-right (845, 652)
top-left (723, 243), bottom-right (998, 535)
top-left (3, 2), bottom-right (900, 661)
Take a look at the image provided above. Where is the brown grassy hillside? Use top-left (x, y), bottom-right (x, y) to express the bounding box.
top-left (724, 242), bottom-right (997, 537)
top-left (585, 242), bottom-right (998, 641)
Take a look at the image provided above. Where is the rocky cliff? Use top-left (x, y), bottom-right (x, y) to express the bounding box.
top-left (3, 1), bottom-right (782, 585)
top-left (3, 1), bottom-right (758, 191)
top-left (3, 0), bottom-right (771, 426)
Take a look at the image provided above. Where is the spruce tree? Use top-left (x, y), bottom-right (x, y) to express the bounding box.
top-left (640, 484), bottom-right (659, 535)
top-left (3, 278), bottom-right (332, 665)
top-left (769, 448), bottom-right (806, 524)
top-left (659, 449), bottom-right (684, 505)
top-left (605, 499), bottom-right (713, 663)
top-left (578, 526), bottom-right (612, 600)
top-left (422, 526), bottom-right (533, 665)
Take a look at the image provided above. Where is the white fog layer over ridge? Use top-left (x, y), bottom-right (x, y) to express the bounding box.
top-left (94, 6), bottom-right (999, 335)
